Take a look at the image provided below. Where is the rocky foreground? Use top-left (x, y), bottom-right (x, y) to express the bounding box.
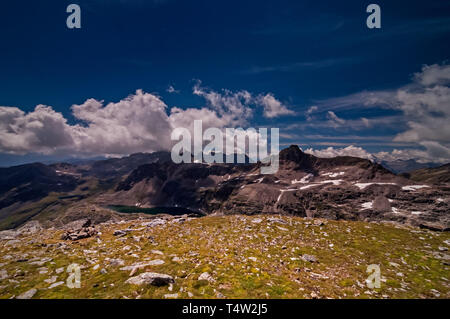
top-left (0, 215), bottom-right (449, 299)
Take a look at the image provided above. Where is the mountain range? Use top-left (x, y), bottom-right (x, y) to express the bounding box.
top-left (0, 145), bottom-right (448, 231)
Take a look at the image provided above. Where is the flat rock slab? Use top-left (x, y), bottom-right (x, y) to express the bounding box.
top-left (120, 260), bottom-right (165, 271)
top-left (302, 254), bottom-right (318, 263)
top-left (16, 288), bottom-right (37, 299)
top-left (126, 272), bottom-right (174, 286)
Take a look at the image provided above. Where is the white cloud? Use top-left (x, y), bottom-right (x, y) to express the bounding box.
top-left (414, 63), bottom-right (450, 86)
top-left (70, 90), bottom-right (173, 155)
top-left (0, 105), bottom-right (74, 155)
top-left (304, 145), bottom-right (374, 161)
top-left (0, 90), bottom-right (214, 156)
top-left (0, 83), bottom-right (290, 157)
top-left (304, 144), bottom-right (449, 164)
top-left (193, 81), bottom-right (294, 121)
top-left (326, 111), bottom-right (346, 127)
top-left (308, 63), bottom-right (450, 163)
top-left (193, 82), bottom-right (254, 126)
top-left (305, 105), bottom-right (318, 121)
top-left (257, 93), bottom-right (296, 118)
top-left (166, 85), bottom-right (179, 93)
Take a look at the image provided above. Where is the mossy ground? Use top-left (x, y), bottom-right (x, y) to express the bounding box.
top-left (0, 215), bottom-right (449, 299)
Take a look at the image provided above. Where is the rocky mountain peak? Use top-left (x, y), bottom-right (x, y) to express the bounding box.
top-left (279, 145), bottom-right (307, 162)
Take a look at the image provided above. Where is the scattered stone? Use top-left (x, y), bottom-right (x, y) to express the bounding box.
top-left (0, 269), bottom-right (8, 280)
top-left (61, 220), bottom-right (97, 241)
top-left (38, 267), bottom-right (49, 274)
top-left (252, 218), bottom-right (263, 224)
top-left (16, 258), bottom-right (29, 262)
top-left (5, 239), bottom-right (21, 247)
top-left (268, 217), bottom-right (287, 225)
top-left (106, 258), bottom-right (125, 267)
top-left (302, 254), bottom-right (318, 263)
top-left (30, 257), bottom-right (52, 266)
top-left (373, 196), bottom-right (391, 213)
top-left (198, 272), bottom-right (214, 282)
top-left (126, 272), bottom-right (174, 286)
top-left (0, 230), bottom-right (17, 240)
top-left (148, 259), bottom-right (165, 266)
top-left (313, 220), bottom-right (325, 226)
top-left (430, 289), bottom-right (441, 298)
top-left (16, 288), bottom-right (37, 299)
top-left (48, 281), bottom-right (64, 289)
top-left (141, 219), bottom-right (167, 228)
top-left (17, 221), bottom-right (42, 236)
top-left (113, 230), bottom-right (128, 237)
top-left (309, 272), bottom-right (329, 279)
top-left (164, 293), bottom-right (178, 299)
top-left (44, 276), bottom-right (58, 284)
top-left (389, 262), bottom-right (400, 268)
top-left (120, 260), bottom-right (165, 272)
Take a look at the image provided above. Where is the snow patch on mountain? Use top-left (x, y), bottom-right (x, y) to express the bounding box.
top-left (361, 201), bottom-right (373, 210)
top-left (322, 172), bottom-right (345, 178)
top-left (401, 185), bottom-right (430, 191)
top-left (354, 182), bottom-right (397, 190)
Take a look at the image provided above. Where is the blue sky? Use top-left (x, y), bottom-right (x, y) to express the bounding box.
top-left (0, 0), bottom-right (449, 166)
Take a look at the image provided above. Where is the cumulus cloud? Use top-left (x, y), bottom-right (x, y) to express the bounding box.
top-left (257, 93), bottom-right (296, 118)
top-left (309, 63), bottom-right (450, 163)
top-left (0, 83), bottom-right (290, 157)
top-left (304, 145), bottom-right (374, 161)
top-left (193, 82), bottom-right (254, 126)
top-left (388, 65), bottom-right (450, 162)
top-left (305, 144), bottom-right (449, 164)
top-left (193, 81), bottom-right (295, 121)
top-left (70, 90), bottom-right (173, 155)
top-left (166, 85), bottom-right (179, 93)
top-left (0, 105), bottom-right (74, 155)
top-left (414, 63), bottom-right (450, 86)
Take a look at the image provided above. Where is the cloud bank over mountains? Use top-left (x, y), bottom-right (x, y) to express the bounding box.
top-left (0, 63), bottom-right (449, 164)
top-left (0, 84), bottom-right (292, 157)
top-left (304, 145), bottom-right (437, 164)
top-left (301, 63), bottom-right (450, 163)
